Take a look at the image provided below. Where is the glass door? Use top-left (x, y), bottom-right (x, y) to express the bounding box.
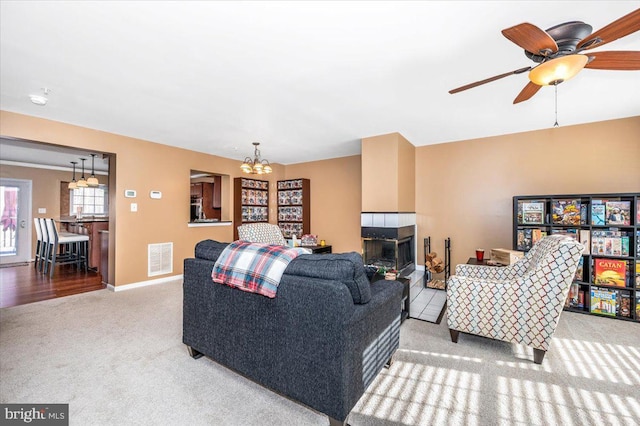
top-left (0, 178), bottom-right (32, 265)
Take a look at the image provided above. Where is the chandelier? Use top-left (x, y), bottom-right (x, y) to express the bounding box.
top-left (240, 142), bottom-right (272, 174)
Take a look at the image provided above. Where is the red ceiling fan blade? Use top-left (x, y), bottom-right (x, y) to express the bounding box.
top-left (578, 8), bottom-right (640, 50)
top-left (502, 23), bottom-right (558, 56)
top-left (449, 67), bottom-right (531, 94)
top-left (513, 82), bottom-right (542, 104)
top-left (585, 51), bottom-right (640, 69)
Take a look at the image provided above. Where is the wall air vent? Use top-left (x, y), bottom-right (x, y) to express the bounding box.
top-left (148, 242), bottom-right (173, 277)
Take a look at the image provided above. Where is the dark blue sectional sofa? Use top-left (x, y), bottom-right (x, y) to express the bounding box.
top-left (183, 240), bottom-right (403, 425)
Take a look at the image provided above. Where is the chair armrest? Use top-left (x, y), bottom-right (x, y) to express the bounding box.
top-left (448, 274), bottom-right (519, 296)
top-left (447, 275), bottom-right (522, 331)
top-left (454, 261), bottom-right (528, 281)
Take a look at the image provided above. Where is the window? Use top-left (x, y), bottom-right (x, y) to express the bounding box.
top-left (70, 185), bottom-right (108, 216)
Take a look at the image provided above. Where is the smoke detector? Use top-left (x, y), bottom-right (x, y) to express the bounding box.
top-left (29, 88), bottom-right (50, 106)
top-left (29, 95), bottom-right (47, 105)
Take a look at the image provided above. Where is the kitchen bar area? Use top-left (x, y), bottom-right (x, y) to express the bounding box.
top-left (59, 217), bottom-right (108, 275)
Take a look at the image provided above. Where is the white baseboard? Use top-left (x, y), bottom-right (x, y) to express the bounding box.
top-left (107, 274), bottom-right (183, 292)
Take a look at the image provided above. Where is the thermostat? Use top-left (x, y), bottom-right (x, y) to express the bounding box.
top-left (150, 191), bottom-right (162, 199)
top-left (124, 190), bottom-right (136, 198)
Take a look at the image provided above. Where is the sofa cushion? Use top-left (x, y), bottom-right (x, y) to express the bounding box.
top-left (284, 252), bottom-right (372, 304)
top-left (195, 239), bottom-right (229, 261)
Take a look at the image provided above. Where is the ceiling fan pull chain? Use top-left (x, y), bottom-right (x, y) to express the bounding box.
top-left (553, 83), bottom-right (559, 127)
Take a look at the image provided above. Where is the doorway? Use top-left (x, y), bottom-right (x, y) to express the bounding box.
top-left (0, 178), bottom-right (32, 265)
top-left (0, 137), bottom-right (114, 307)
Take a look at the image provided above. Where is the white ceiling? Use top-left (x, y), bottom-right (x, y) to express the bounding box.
top-left (1, 1), bottom-right (639, 166)
top-left (0, 137), bottom-right (109, 173)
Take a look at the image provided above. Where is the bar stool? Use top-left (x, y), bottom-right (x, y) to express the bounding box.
top-left (43, 218), bottom-right (90, 277)
top-left (37, 218), bottom-right (50, 273)
top-left (33, 218), bottom-right (44, 270)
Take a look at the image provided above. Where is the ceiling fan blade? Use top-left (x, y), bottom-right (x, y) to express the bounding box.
top-left (449, 67), bottom-right (531, 94)
top-left (513, 82), bottom-right (542, 104)
top-left (502, 23), bottom-right (558, 55)
top-left (585, 51), bottom-right (640, 69)
top-left (578, 8), bottom-right (640, 50)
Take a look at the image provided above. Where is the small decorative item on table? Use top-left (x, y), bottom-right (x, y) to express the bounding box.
top-left (376, 266), bottom-right (398, 280)
top-left (301, 234), bottom-right (318, 247)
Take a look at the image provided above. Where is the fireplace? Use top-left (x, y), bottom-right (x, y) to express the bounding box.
top-left (361, 213), bottom-right (416, 276)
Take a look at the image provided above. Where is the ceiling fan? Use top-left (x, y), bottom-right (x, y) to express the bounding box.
top-left (449, 8), bottom-right (640, 104)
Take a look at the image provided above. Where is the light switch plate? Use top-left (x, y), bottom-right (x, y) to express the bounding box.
top-left (38, 208), bottom-right (46, 214)
top-left (131, 203), bottom-right (138, 212)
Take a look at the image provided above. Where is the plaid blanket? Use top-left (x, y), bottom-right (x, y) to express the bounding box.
top-left (212, 241), bottom-right (309, 298)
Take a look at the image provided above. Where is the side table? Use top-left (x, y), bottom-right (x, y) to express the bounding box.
top-left (397, 276), bottom-right (410, 323)
top-left (466, 258), bottom-right (506, 266)
top-left (304, 245), bottom-right (332, 254)
top-left (467, 258), bottom-right (490, 266)
top-left (371, 274), bottom-right (410, 323)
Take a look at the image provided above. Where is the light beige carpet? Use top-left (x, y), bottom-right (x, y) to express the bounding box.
top-left (1, 280), bottom-right (638, 425)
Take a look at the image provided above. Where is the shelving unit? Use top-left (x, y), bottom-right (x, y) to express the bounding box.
top-left (513, 193), bottom-right (639, 322)
top-left (277, 178), bottom-right (310, 238)
top-left (233, 177), bottom-right (269, 241)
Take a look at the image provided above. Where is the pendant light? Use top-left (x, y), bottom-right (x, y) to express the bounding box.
top-left (68, 161), bottom-right (78, 189)
top-left (77, 158), bottom-right (88, 188)
top-left (240, 142), bottom-right (272, 174)
top-left (87, 154), bottom-right (99, 186)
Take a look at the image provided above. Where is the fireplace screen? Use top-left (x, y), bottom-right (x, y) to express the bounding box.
top-left (362, 236), bottom-right (413, 273)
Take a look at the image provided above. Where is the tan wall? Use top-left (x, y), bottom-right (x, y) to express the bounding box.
top-left (361, 133), bottom-right (398, 211)
top-left (3, 110), bottom-right (638, 286)
top-left (397, 133), bottom-right (415, 212)
top-left (361, 132), bottom-right (415, 212)
top-left (0, 165), bottom-right (108, 255)
top-left (416, 115), bottom-right (640, 270)
top-left (0, 110), bottom-right (287, 286)
top-left (284, 155), bottom-right (362, 253)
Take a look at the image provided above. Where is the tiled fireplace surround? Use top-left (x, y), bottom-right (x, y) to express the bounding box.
top-left (360, 212), bottom-right (416, 276)
top-left (361, 212), bottom-right (445, 322)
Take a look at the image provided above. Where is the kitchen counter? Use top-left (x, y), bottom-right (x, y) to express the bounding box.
top-left (59, 219), bottom-right (109, 271)
top-left (187, 220), bottom-right (231, 228)
top-left (59, 217), bottom-right (109, 223)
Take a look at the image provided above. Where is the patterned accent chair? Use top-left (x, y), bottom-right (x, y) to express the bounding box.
top-left (447, 235), bottom-right (584, 364)
top-left (237, 223), bottom-right (287, 246)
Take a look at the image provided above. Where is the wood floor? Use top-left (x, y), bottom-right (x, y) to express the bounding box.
top-left (0, 262), bottom-right (105, 308)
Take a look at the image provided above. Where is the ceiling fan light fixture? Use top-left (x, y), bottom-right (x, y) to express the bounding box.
top-left (528, 54), bottom-right (588, 86)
